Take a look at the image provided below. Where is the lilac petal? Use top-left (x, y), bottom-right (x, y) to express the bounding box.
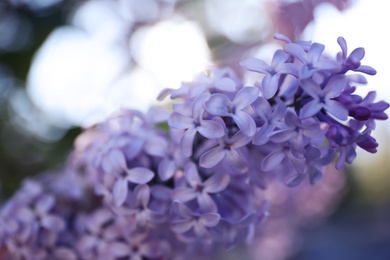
top-left (307, 42), bottom-right (325, 65)
top-left (180, 128), bottom-right (197, 157)
top-left (300, 79), bottom-right (322, 98)
top-left (285, 109), bottom-right (300, 127)
top-left (268, 129), bottom-right (295, 143)
top-left (172, 200), bottom-right (193, 218)
top-left (274, 33), bottom-right (291, 43)
top-left (113, 178), bottom-right (128, 207)
top-left (226, 149), bottom-right (248, 173)
top-left (108, 242), bottom-right (130, 257)
top-left (172, 188), bottom-right (198, 202)
top-left (230, 130), bottom-right (253, 148)
top-left (89, 209), bottom-right (112, 232)
top-left (301, 123), bottom-right (326, 138)
top-left (261, 74), bottom-right (278, 99)
top-left (252, 97), bottom-right (271, 118)
top-left (324, 75), bottom-right (346, 97)
top-left (300, 100), bottom-right (323, 118)
top-left (271, 49), bottom-right (289, 68)
top-left (198, 119), bottom-right (225, 139)
top-left (253, 124), bottom-right (271, 145)
top-left (261, 150), bottom-right (285, 171)
top-left (347, 74), bottom-right (367, 84)
top-left (185, 162), bottom-right (202, 187)
top-left (199, 213), bottom-right (220, 227)
top-left (289, 153), bottom-right (306, 173)
top-left (203, 174), bottom-right (230, 193)
top-left (171, 220), bottom-right (193, 233)
top-left (232, 111), bottom-right (256, 137)
top-left (308, 166), bottom-right (323, 185)
top-left (151, 185), bottom-right (172, 201)
top-left (348, 47), bottom-right (365, 63)
top-left (134, 184), bottom-right (150, 208)
top-left (336, 147), bottom-right (346, 170)
top-left (126, 167), bottom-right (154, 184)
top-left (16, 207), bottom-right (34, 222)
top-left (284, 43), bottom-right (307, 64)
top-left (214, 77), bottom-right (236, 92)
top-left (53, 248), bottom-right (78, 260)
top-left (355, 65), bottom-right (376, 75)
top-left (204, 93), bottom-right (231, 116)
top-left (234, 87), bottom-right (260, 110)
top-left (35, 195), bottom-right (55, 215)
top-left (285, 173), bottom-right (306, 187)
top-left (193, 223), bottom-right (212, 244)
top-left (158, 158), bottom-right (175, 181)
top-left (199, 147), bottom-right (226, 168)
top-left (41, 215), bottom-right (65, 232)
top-left (240, 58), bottom-right (270, 74)
top-left (324, 100), bottom-right (348, 121)
top-left (168, 112), bottom-right (193, 129)
top-left (278, 63), bottom-right (300, 77)
top-left (197, 193), bottom-right (218, 213)
top-left (290, 134), bottom-right (304, 158)
top-left (337, 36), bottom-right (347, 60)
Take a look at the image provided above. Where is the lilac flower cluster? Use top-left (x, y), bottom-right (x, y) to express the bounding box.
top-left (0, 35), bottom-right (388, 259)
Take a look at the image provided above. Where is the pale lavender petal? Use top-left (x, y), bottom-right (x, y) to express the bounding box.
top-left (203, 174), bottom-right (230, 193)
top-left (134, 184), bottom-right (150, 208)
top-left (197, 193), bottom-right (218, 213)
top-left (232, 111), bottom-right (256, 137)
top-left (230, 129), bottom-right (253, 148)
top-left (113, 178), bottom-right (128, 207)
top-left (53, 248), bottom-right (78, 260)
top-left (193, 223), bottom-right (212, 244)
top-left (277, 63), bottom-right (300, 77)
top-left (261, 74), bottom-right (278, 99)
top-left (151, 185), bottom-right (172, 201)
top-left (271, 49), bottom-right (289, 68)
top-left (158, 158), bottom-right (176, 181)
top-left (199, 147), bottom-right (226, 168)
top-left (284, 109), bottom-right (300, 127)
top-left (285, 173), bottom-right (306, 187)
top-left (284, 43), bottom-right (307, 64)
top-left (324, 75), bottom-right (346, 97)
top-left (199, 213), bottom-right (220, 227)
top-left (337, 36), bottom-right (347, 60)
top-left (180, 128), bottom-right (197, 157)
top-left (324, 100), bottom-right (348, 121)
top-left (240, 58), bottom-right (270, 74)
top-left (171, 220), bottom-right (193, 234)
top-left (226, 149), bottom-right (248, 173)
top-left (290, 133), bottom-right (304, 158)
top-left (261, 150), bottom-right (285, 171)
top-left (168, 112), bottom-right (193, 129)
top-left (204, 93), bottom-right (231, 116)
top-left (41, 215), bottom-right (65, 232)
top-left (307, 42), bottom-right (325, 65)
top-left (300, 79), bottom-right (322, 98)
top-left (253, 124), bottom-right (271, 145)
top-left (308, 166), bottom-right (323, 185)
top-left (185, 162), bottom-right (202, 187)
top-left (108, 242), bottom-right (130, 257)
top-left (289, 153), bottom-right (306, 173)
top-left (197, 119), bottom-right (225, 139)
top-left (214, 77), bottom-right (236, 92)
top-left (126, 167), bottom-right (154, 184)
top-left (35, 195), bottom-right (55, 215)
top-left (252, 97), bottom-right (271, 118)
top-left (234, 87), bottom-right (260, 110)
top-left (172, 188), bottom-right (198, 202)
top-left (355, 65), bottom-right (376, 75)
top-left (300, 100), bottom-right (323, 118)
top-left (268, 129), bottom-right (295, 143)
top-left (172, 200), bottom-right (193, 218)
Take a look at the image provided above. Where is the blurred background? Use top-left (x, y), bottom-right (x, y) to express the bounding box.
top-left (0, 0), bottom-right (389, 259)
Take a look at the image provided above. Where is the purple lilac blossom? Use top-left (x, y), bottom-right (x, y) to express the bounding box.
top-left (0, 35), bottom-right (388, 259)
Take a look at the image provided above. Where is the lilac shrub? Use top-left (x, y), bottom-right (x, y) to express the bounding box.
top-left (0, 35), bottom-right (388, 259)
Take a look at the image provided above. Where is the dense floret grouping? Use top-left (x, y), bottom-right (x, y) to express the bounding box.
top-left (0, 35), bottom-right (388, 259)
